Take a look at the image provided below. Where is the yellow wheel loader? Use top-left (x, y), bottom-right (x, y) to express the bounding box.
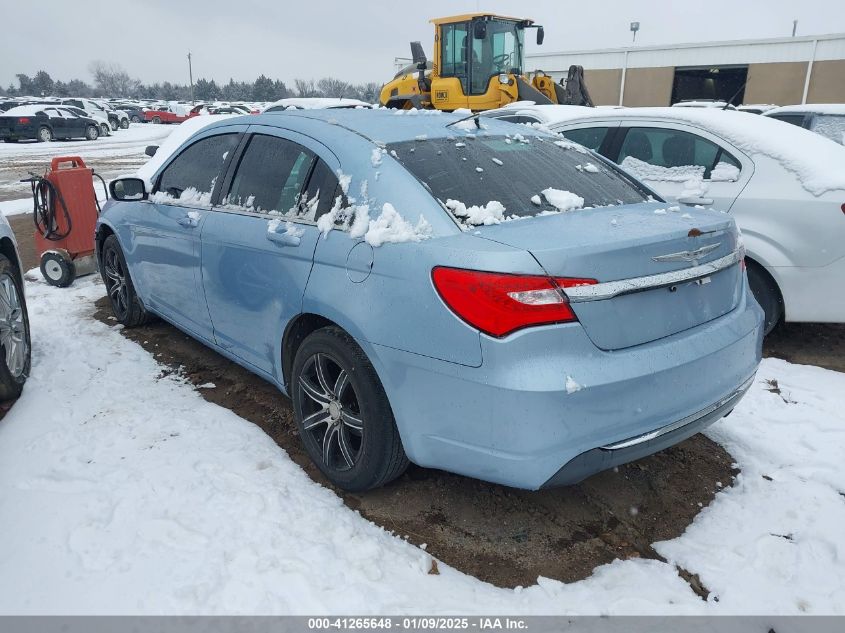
top-left (380, 13), bottom-right (593, 111)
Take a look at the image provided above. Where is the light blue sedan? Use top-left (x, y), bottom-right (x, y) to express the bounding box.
top-left (98, 110), bottom-right (763, 491)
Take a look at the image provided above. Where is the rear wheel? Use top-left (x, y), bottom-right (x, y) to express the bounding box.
top-left (37, 126), bottom-right (52, 142)
top-left (40, 251), bottom-right (75, 287)
top-left (746, 260), bottom-right (783, 335)
top-left (86, 125), bottom-right (99, 140)
top-left (292, 326), bottom-right (408, 491)
top-left (152, 116), bottom-right (161, 124)
top-left (109, 119), bottom-right (118, 131)
top-left (100, 123), bottom-right (110, 136)
top-left (101, 235), bottom-right (152, 327)
top-left (0, 255), bottom-right (31, 400)
top-left (131, 115), bottom-right (141, 123)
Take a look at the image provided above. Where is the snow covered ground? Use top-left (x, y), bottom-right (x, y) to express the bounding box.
top-left (0, 274), bottom-right (843, 615)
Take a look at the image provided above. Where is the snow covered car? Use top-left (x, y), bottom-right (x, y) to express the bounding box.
top-left (96, 101), bottom-right (130, 130)
top-left (0, 214), bottom-right (31, 399)
top-left (483, 104), bottom-right (845, 333)
top-left (0, 105), bottom-right (100, 142)
top-left (57, 98), bottom-right (113, 136)
top-left (97, 110), bottom-right (762, 491)
top-left (763, 104), bottom-right (845, 145)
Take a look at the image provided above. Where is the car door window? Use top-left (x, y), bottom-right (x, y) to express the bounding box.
top-left (298, 159), bottom-right (340, 221)
top-left (499, 115), bottom-right (541, 125)
top-left (224, 134), bottom-right (316, 215)
top-left (618, 127), bottom-right (740, 181)
top-left (768, 113), bottom-right (805, 127)
top-left (155, 133), bottom-right (240, 202)
top-left (808, 114), bottom-right (845, 145)
top-left (561, 126), bottom-right (611, 151)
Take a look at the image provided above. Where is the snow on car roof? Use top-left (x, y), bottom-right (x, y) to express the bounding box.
top-left (765, 103), bottom-right (845, 116)
top-left (1, 105), bottom-right (49, 116)
top-left (262, 97), bottom-right (373, 111)
top-left (491, 104), bottom-right (845, 196)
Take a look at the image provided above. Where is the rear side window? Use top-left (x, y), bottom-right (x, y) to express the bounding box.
top-left (561, 126), bottom-right (611, 151)
top-left (224, 134), bottom-right (316, 215)
top-left (809, 114), bottom-right (845, 145)
top-left (498, 115), bottom-right (541, 125)
top-left (299, 159), bottom-right (340, 221)
top-left (156, 133), bottom-right (240, 200)
top-left (617, 127), bottom-right (740, 181)
top-left (388, 134), bottom-right (647, 221)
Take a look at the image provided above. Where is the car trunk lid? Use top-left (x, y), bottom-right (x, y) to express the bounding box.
top-left (473, 203), bottom-right (743, 350)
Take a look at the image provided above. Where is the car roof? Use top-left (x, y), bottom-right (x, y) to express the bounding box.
top-left (208, 108), bottom-right (548, 145)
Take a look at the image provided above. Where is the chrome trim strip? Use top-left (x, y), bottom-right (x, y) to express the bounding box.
top-left (565, 249), bottom-right (743, 303)
top-left (600, 374), bottom-right (755, 451)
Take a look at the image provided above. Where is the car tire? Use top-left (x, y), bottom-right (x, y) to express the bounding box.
top-left (746, 260), bottom-right (783, 335)
top-left (109, 119), bottom-right (118, 131)
top-left (131, 115), bottom-right (141, 123)
top-left (100, 123), bottom-right (110, 136)
top-left (40, 251), bottom-right (75, 287)
top-left (0, 255), bottom-right (31, 401)
top-left (100, 235), bottom-right (152, 327)
top-left (37, 126), bottom-right (52, 143)
top-left (120, 118), bottom-right (129, 129)
top-left (152, 116), bottom-right (161, 124)
top-left (292, 326), bottom-right (409, 492)
top-left (86, 125), bottom-right (99, 140)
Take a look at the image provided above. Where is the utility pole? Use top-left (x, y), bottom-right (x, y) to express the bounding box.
top-left (187, 52), bottom-right (194, 104)
top-left (792, 20), bottom-right (798, 37)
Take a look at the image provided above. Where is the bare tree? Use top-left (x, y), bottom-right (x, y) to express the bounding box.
top-left (294, 78), bottom-right (319, 98)
top-left (89, 61), bottom-right (140, 97)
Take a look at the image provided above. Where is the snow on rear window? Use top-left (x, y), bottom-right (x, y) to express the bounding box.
top-left (387, 135), bottom-right (647, 225)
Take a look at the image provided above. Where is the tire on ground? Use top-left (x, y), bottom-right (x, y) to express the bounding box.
top-left (0, 254), bottom-right (31, 400)
top-left (40, 251), bottom-right (75, 287)
top-left (100, 234), bottom-right (153, 327)
top-left (291, 326), bottom-right (409, 491)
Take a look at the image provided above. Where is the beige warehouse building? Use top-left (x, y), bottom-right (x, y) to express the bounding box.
top-left (527, 32), bottom-right (845, 107)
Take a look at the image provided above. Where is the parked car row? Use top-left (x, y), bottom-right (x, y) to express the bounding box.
top-left (0, 104), bottom-right (102, 142)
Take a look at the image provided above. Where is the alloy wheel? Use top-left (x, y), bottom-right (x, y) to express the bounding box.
top-left (297, 352), bottom-right (364, 471)
top-left (103, 248), bottom-right (129, 319)
top-left (0, 274), bottom-right (28, 377)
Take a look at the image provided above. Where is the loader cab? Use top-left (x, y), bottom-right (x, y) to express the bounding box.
top-left (433, 15), bottom-right (535, 110)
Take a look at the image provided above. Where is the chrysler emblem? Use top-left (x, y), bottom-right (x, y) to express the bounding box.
top-left (652, 243), bottom-right (721, 265)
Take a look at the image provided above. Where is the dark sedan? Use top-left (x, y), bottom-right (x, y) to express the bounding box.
top-left (0, 105), bottom-right (100, 142)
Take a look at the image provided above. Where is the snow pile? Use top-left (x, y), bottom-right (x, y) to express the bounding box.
top-left (565, 376), bottom-right (584, 394)
top-left (149, 186), bottom-right (213, 208)
top-left (621, 157), bottom-right (706, 183)
top-left (710, 162), bottom-right (741, 181)
top-left (268, 218), bottom-right (305, 238)
top-left (362, 203), bottom-right (432, 247)
top-left (370, 147), bottom-right (386, 167)
top-left (445, 199), bottom-right (507, 226)
top-left (540, 188), bottom-right (585, 213)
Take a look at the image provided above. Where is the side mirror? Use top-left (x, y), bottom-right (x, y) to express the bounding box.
top-left (473, 20), bottom-right (487, 40)
top-left (537, 27), bottom-right (545, 46)
top-left (145, 145), bottom-right (158, 157)
top-left (110, 177), bottom-right (148, 201)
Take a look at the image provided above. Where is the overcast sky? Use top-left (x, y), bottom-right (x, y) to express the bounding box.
top-left (2, 0), bottom-right (844, 89)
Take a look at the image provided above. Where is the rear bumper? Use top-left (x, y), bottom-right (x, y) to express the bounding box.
top-left (541, 373), bottom-right (753, 487)
top-left (365, 281), bottom-right (763, 490)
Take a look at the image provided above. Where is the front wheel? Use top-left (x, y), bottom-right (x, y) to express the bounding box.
top-left (100, 123), bottom-right (110, 137)
top-left (120, 118), bottom-right (129, 129)
top-left (292, 326), bottom-right (408, 491)
top-left (109, 119), bottom-right (118, 131)
top-left (0, 255), bottom-right (31, 400)
top-left (151, 116), bottom-right (161, 124)
top-left (100, 235), bottom-right (152, 327)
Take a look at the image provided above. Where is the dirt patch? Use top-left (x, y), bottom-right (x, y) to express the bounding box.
top-left (91, 293), bottom-right (735, 590)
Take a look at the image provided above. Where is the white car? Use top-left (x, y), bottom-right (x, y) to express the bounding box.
top-left (483, 104), bottom-right (845, 332)
top-left (763, 104), bottom-right (845, 145)
top-left (57, 98), bottom-right (112, 136)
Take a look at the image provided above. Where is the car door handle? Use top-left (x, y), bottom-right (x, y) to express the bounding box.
top-left (266, 231), bottom-right (301, 247)
top-left (177, 215), bottom-right (200, 228)
top-left (678, 196), bottom-right (714, 206)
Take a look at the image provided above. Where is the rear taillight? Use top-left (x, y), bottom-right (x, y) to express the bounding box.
top-left (432, 266), bottom-right (597, 338)
top-left (18, 117), bottom-right (30, 124)
top-left (841, 203), bottom-right (845, 215)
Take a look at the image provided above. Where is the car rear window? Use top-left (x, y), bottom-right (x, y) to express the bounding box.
top-left (387, 135), bottom-right (648, 220)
